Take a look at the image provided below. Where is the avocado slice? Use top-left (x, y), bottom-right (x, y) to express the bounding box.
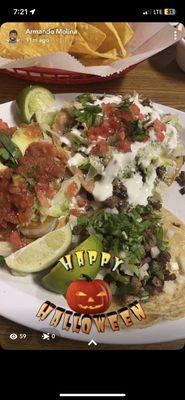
top-left (11, 127), bottom-right (41, 155)
top-left (42, 235), bottom-right (103, 295)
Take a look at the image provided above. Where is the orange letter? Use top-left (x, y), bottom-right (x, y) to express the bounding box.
top-left (81, 315), bottom-right (92, 334)
top-left (72, 313), bottom-right (81, 334)
top-left (129, 301), bottom-right (146, 321)
top-left (118, 307), bottom-right (133, 327)
top-left (62, 311), bottom-right (73, 331)
top-left (93, 314), bottom-right (106, 333)
top-left (36, 301), bottom-right (55, 321)
top-left (107, 312), bottom-right (120, 331)
top-left (50, 307), bottom-right (65, 327)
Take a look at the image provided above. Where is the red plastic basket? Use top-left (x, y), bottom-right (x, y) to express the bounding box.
top-left (3, 64), bottom-right (137, 85)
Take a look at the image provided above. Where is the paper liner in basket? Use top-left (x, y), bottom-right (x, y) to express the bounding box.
top-left (0, 23), bottom-right (183, 77)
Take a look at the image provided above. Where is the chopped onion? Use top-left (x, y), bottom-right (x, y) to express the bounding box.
top-left (166, 228), bottom-right (175, 239)
top-left (150, 246), bottom-right (160, 258)
top-left (139, 263), bottom-right (149, 279)
top-left (170, 261), bottom-right (179, 272)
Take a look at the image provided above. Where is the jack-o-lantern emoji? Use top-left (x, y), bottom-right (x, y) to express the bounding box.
top-left (66, 276), bottom-right (112, 314)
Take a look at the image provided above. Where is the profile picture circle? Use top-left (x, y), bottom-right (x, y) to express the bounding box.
top-left (9, 29), bottom-right (18, 43)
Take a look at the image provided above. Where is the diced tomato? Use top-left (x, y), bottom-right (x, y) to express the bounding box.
top-left (119, 111), bottom-right (133, 122)
top-left (77, 197), bottom-right (87, 208)
top-left (130, 104), bottom-right (144, 121)
top-left (91, 139), bottom-right (109, 155)
top-left (101, 103), bottom-right (117, 114)
top-left (0, 119), bottom-right (16, 138)
top-left (35, 183), bottom-right (51, 208)
top-left (20, 123), bottom-right (42, 139)
top-left (153, 119), bottom-right (166, 133)
top-left (142, 135), bottom-right (150, 142)
top-left (108, 117), bottom-right (123, 132)
top-left (117, 139), bottom-right (132, 153)
top-left (9, 231), bottom-right (25, 249)
top-left (66, 182), bottom-right (79, 198)
top-left (70, 209), bottom-right (82, 217)
top-left (117, 131), bottom-right (126, 141)
top-left (18, 208), bottom-right (33, 225)
top-left (25, 141), bottom-right (59, 157)
top-left (155, 131), bottom-right (165, 142)
top-left (88, 121), bottom-right (110, 142)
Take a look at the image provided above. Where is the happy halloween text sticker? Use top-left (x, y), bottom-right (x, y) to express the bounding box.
top-left (36, 250), bottom-right (146, 333)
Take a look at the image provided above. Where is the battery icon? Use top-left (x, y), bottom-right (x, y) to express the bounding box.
top-left (164, 8), bottom-right (176, 15)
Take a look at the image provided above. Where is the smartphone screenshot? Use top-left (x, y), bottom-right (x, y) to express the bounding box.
top-left (0, 5), bottom-right (185, 365)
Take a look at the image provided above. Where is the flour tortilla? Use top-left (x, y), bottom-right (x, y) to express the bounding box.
top-left (108, 208), bottom-right (185, 329)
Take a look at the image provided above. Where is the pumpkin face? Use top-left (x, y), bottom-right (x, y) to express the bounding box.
top-left (66, 279), bottom-right (112, 314)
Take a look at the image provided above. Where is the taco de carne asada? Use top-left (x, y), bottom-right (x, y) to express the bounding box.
top-left (1, 87), bottom-right (185, 331)
top-left (68, 204), bottom-right (185, 328)
top-left (52, 92), bottom-right (184, 209)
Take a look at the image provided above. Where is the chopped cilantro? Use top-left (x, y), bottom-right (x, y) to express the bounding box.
top-left (76, 94), bottom-right (94, 105)
top-left (0, 255), bottom-right (6, 268)
top-left (152, 262), bottom-right (164, 281)
top-left (118, 98), bottom-right (133, 111)
top-left (77, 204), bottom-right (166, 260)
top-left (129, 120), bottom-right (149, 141)
top-left (0, 132), bottom-right (22, 168)
top-left (73, 104), bottom-right (103, 127)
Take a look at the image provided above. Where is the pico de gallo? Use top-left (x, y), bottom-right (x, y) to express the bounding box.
top-left (0, 119), bottom-right (82, 249)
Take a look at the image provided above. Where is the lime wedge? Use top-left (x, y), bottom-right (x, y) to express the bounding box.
top-left (17, 85), bottom-right (55, 123)
top-left (5, 224), bottom-right (71, 274)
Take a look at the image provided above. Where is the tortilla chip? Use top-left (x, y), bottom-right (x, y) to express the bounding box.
top-left (68, 165), bottom-right (94, 193)
top-left (70, 31), bottom-right (118, 60)
top-left (112, 23), bottom-right (134, 47)
top-left (164, 156), bottom-right (184, 186)
top-left (91, 22), bottom-right (127, 57)
top-left (76, 23), bottom-right (106, 51)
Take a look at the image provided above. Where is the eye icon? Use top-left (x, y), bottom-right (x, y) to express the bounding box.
top-left (9, 333), bottom-right (18, 340)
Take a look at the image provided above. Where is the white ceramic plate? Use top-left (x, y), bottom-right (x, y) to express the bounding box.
top-left (0, 93), bottom-right (185, 345)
